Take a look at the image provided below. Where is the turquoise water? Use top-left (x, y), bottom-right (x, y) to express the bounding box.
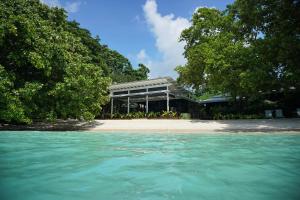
top-left (0, 132), bottom-right (300, 200)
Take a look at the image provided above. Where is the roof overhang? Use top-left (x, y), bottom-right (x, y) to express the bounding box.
top-left (109, 77), bottom-right (175, 91)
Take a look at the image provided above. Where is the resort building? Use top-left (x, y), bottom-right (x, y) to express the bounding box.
top-left (108, 77), bottom-right (202, 118)
top-left (103, 78), bottom-right (299, 119)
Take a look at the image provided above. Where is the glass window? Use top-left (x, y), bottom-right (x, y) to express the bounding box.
top-left (130, 89), bottom-right (146, 94)
top-left (148, 86), bottom-right (167, 92)
top-left (113, 91), bottom-right (128, 95)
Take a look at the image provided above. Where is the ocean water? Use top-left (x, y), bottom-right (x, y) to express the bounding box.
top-left (0, 131), bottom-right (300, 200)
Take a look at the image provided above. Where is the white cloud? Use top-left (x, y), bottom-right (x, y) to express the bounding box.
top-left (136, 49), bottom-right (152, 68)
top-left (40, 0), bottom-right (61, 7)
top-left (40, 0), bottom-right (82, 13)
top-left (141, 0), bottom-right (190, 78)
top-left (137, 49), bottom-right (148, 61)
top-left (193, 6), bottom-right (217, 14)
top-left (65, 1), bottom-right (81, 13)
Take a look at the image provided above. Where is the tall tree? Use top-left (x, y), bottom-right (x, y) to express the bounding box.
top-left (135, 63), bottom-right (150, 80)
top-left (0, 0), bottom-right (110, 123)
top-left (101, 48), bottom-right (150, 83)
top-left (228, 0), bottom-right (300, 91)
top-left (177, 1), bottom-right (300, 98)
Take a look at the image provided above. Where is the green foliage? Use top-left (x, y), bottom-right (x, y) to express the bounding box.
top-left (133, 111), bottom-right (146, 118)
top-left (209, 100), bottom-right (269, 120)
top-left (197, 91), bottom-right (222, 100)
top-left (0, 65), bottom-right (32, 124)
top-left (177, 1), bottom-right (300, 98)
top-left (146, 112), bottom-right (160, 119)
top-left (135, 64), bottom-right (150, 81)
top-left (0, 0), bottom-right (111, 123)
top-left (180, 113), bottom-right (191, 119)
top-left (111, 111), bottom-right (179, 119)
top-left (45, 110), bottom-right (57, 123)
top-left (0, 0), bottom-right (150, 124)
top-left (161, 111), bottom-right (178, 119)
top-left (112, 112), bottom-right (144, 119)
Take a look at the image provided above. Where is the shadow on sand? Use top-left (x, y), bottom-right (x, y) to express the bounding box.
top-left (189, 118), bottom-right (300, 132)
top-left (0, 119), bottom-right (104, 131)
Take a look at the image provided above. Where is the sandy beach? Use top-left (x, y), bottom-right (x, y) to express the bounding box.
top-left (89, 119), bottom-right (300, 132)
top-left (1, 118), bottom-right (300, 132)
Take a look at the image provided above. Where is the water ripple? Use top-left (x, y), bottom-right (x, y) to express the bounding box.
top-left (0, 131), bottom-right (300, 200)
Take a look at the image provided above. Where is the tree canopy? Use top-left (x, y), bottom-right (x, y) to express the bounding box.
top-left (0, 0), bottom-right (149, 124)
top-left (176, 0), bottom-right (300, 99)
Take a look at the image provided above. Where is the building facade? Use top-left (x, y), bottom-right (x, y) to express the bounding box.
top-left (108, 77), bottom-right (202, 118)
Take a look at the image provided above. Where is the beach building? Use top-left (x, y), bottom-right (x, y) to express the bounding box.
top-left (108, 77), bottom-right (202, 118)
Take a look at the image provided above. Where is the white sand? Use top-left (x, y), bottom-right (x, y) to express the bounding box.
top-left (89, 118), bottom-right (300, 132)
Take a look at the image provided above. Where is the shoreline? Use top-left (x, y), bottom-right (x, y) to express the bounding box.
top-left (1, 118), bottom-right (300, 133)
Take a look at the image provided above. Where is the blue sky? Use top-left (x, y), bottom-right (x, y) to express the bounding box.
top-left (41, 0), bottom-right (234, 77)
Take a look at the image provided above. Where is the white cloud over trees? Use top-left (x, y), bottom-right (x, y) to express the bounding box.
top-left (141, 0), bottom-right (190, 78)
top-left (40, 0), bottom-right (82, 13)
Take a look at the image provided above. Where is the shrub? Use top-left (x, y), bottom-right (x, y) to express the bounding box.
top-left (146, 112), bottom-right (160, 119)
top-left (180, 113), bottom-right (191, 119)
top-left (161, 111), bottom-right (178, 119)
top-left (111, 111), bottom-right (180, 119)
top-left (133, 111), bottom-right (145, 118)
top-left (45, 110), bottom-right (57, 123)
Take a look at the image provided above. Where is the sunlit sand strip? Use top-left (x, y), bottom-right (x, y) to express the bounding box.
top-left (89, 119), bottom-right (300, 133)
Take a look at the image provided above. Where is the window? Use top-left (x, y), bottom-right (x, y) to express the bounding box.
top-left (113, 91), bottom-right (128, 95)
top-left (130, 89), bottom-right (146, 94)
top-left (148, 86), bottom-right (167, 92)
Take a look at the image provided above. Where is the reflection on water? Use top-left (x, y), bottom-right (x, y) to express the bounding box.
top-left (0, 131), bottom-right (300, 200)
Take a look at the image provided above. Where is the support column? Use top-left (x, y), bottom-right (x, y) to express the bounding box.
top-left (111, 97), bottom-right (114, 118)
top-left (127, 96), bottom-right (130, 114)
top-left (146, 95), bottom-right (149, 113)
top-left (167, 92), bottom-right (169, 112)
top-left (166, 85), bottom-right (170, 112)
